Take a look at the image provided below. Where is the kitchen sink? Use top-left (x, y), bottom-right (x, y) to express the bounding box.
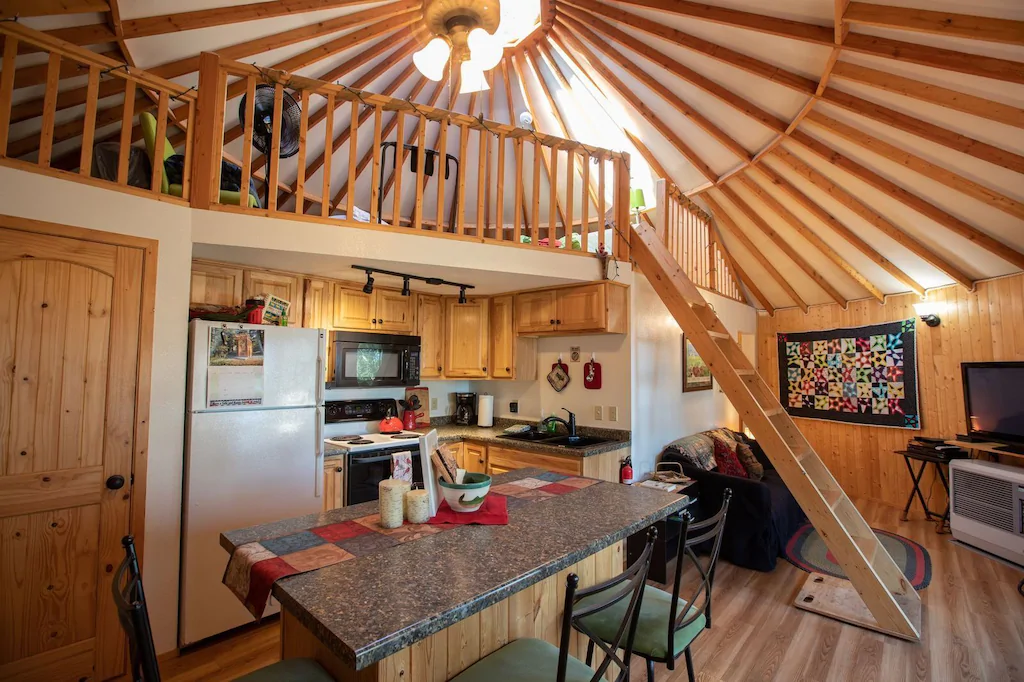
top-left (546, 435), bottom-right (615, 448)
top-left (497, 431), bottom-right (560, 442)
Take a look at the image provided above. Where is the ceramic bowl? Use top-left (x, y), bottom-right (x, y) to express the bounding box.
top-left (438, 473), bottom-right (491, 512)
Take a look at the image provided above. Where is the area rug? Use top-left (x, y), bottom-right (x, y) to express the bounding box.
top-left (784, 523), bottom-right (932, 590)
top-left (777, 318), bottom-right (921, 429)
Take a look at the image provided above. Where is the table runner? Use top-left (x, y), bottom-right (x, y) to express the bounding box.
top-left (224, 472), bottom-right (601, 618)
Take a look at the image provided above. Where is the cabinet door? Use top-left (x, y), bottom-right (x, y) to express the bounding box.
top-left (515, 290), bottom-right (557, 334)
top-left (190, 261), bottom-right (243, 306)
top-left (375, 289), bottom-right (414, 333)
top-left (243, 269), bottom-right (304, 326)
top-left (304, 279), bottom-right (334, 382)
top-left (556, 283), bottom-right (606, 332)
top-left (332, 283), bottom-right (375, 330)
top-left (464, 442), bottom-right (487, 474)
top-left (445, 297), bottom-right (489, 378)
top-left (490, 295), bottom-right (515, 379)
top-left (416, 293), bottom-right (445, 378)
top-left (323, 461), bottom-right (345, 510)
top-left (486, 446), bottom-right (582, 476)
top-left (446, 442), bottom-right (466, 470)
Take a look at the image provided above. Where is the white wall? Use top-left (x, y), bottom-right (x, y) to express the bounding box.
top-left (0, 167), bottom-right (192, 656)
top-left (628, 273), bottom-right (757, 477)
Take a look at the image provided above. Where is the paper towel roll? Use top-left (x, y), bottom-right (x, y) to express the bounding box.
top-left (477, 394), bottom-right (494, 427)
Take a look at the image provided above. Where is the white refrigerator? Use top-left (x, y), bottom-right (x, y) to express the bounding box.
top-left (179, 320), bottom-right (326, 647)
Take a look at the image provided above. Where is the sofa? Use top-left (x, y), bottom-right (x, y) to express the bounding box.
top-left (660, 429), bottom-right (806, 572)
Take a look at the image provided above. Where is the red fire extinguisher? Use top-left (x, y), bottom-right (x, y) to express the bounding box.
top-left (620, 456), bottom-right (634, 485)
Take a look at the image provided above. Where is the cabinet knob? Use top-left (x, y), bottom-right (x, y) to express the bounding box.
top-left (482, 367), bottom-right (487, 372)
top-left (505, 367), bottom-right (510, 372)
top-left (550, 319), bottom-right (555, 324)
top-left (556, 319), bottom-right (562, 324)
top-left (479, 459), bottom-right (485, 464)
top-left (372, 318), bottom-right (378, 324)
top-left (437, 366), bottom-right (443, 372)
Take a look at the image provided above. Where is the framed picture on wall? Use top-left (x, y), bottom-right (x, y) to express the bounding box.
top-left (682, 334), bottom-right (713, 392)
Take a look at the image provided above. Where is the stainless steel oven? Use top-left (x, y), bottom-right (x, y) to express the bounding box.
top-left (330, 332), bottom-right (420, 388)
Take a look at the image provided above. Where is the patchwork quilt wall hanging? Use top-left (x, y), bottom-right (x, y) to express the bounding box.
top-left (777, 318), bottom-right (920, 429)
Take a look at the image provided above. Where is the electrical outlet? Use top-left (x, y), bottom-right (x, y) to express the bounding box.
top-left (608, 406), bottom-right (618, 422)
top-left (594, 406), bottom-right (603, 421)
top-left (510, 401), bottom-right (519, 413)
top-left (430, 397), bottom-right (438, 410)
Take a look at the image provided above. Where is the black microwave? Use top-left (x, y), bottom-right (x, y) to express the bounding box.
top-left (330, 332), bottom-right (420, 388)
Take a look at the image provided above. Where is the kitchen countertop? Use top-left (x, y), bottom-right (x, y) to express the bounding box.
top-left (220, 468), bottom-right (685, 670)
top-left (325, 420), bottom-right (630, 459)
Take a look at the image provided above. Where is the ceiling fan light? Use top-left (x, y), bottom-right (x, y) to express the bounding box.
top-left (459, 60), bottom-right (490, 94)
top-left (413, 38), bottom-right (451, 81)
top-left (467, 27), bottom-right (502, 71)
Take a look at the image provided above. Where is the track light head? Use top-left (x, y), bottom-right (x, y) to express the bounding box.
top-left (458, 286), bottom-right (467, 304)
top-left (362, 272), bottom-right (374, 294)
top-left (401, 277), bottom-right (411, 297)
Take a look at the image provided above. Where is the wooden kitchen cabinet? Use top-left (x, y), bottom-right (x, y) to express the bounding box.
top-left (332, 283), bottom-right (375, 330)
top-left (490, 295), bottom-right (537, 380)
top-left (303, 278), bottom-right (333, 328)
top-left (416, 293), bottom-right (445, 378)
top-left (556, 282), bottom-right (607, 333)
top-left (375, 289), bottom-right (414, 333)
top-left (446, 441), bottom-right (466, 469)
top-left (486, 446), bottom-right (582, 476)
top-left (464, 442), bottom-right (488, 474)
top-left (244, 269), bottom-right (304, 326)
top-left (323, 460), bottom-right (345, 510)
top-left (515, 290), bottom-right (557, 334)
top-left (445, 297), bottom-right (489, 378)
top-left (190, 261), bottom-right (244, 307)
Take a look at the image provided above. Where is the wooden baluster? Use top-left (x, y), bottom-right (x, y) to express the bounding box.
top-left (548, 143), bottom-right (559, 248)
top-left (414, 114), bottom-right (426, 230)
top-left (320, 92), bottom-right (335, 217)
top-left (267, 82), bottom-right (284, 211)
top-left (150, 91), bottom-right (169, 193)
top-left (616, 156), bottom-right (630, 262)
top-left (434, 116), bottom-right (447, 231)
top-left (191, 52), bottom-right (227, 209)
top-left (457, 123), bottom-right (469, 235)
top-left (565, 148), bottom-right (574, 251)
top-left (0, 37), bottom-right (18, 157)
top-left (476, 127), bottom-right (486, 236)
top-left (37, 52), bottom-right (61, 168)
top-left (368, 103), bottom-right (381, 222)
top-left (494, 132), bottom-right (505, 241)
top-left (581, 151), bottom-right (590, 253)
top-left (116, 79), bottom-right (136, 186)
top-left (79, 65), bottom-right (100, 176)
top-left (531, 140), bottom-right (541, 244)
top-left (240, 76), bottom-right (256, 207)
top-left (347, 99), bottom-right (359, 222)
top-left (393, 112), bottom-right (405, 226)
top-left (597, 155), bottom-right (606, 252)
top-left (294, 89), bottom-right (309, 213)
top-left (708, 220), bottom-right (718, 293)
top-left (513, 137), bottom-right (523, 243)
top-left (182, 98), bottom-right (195, 200)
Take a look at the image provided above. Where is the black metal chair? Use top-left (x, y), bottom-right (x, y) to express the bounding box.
top-left (450, 528), bottom-right (658, 682)
top-left (580, 490), bottom-right (733, 682)
top-left (112, 536), bottom-right (333, 682)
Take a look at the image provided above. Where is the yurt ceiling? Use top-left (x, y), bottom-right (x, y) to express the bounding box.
top-left (7, 0), bottom-right (1024, 311)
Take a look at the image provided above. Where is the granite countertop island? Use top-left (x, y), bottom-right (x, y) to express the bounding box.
top-left (221, 469), bottom-right (685, 680)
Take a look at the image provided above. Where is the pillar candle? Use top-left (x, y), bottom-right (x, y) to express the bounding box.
top-left (405, 489), bottom-right (430, 524)
top-left (379, 479), bottom-right (408, 529)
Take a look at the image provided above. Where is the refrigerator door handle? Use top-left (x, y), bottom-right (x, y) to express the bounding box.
top-left (316, 331), bottom-right (326, 404)
top-left (315, 407), bottom-right (324, 498)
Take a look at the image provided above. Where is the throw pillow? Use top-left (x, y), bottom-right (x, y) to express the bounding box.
top-left (664, 434), bottom-right (716, 471)
top-left (735, 441), bottom-right (764, 481)
top-left (712, 436), bottom-right (748, 479)
top-left (706, 428), bottom-right (738, 449)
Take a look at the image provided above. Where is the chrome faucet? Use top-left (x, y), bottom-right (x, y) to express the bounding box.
top-left (541, 408), bottom-right (577, 437)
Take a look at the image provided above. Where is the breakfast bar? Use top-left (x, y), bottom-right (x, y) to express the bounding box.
top-left (220, 469), bottom-right (687, 682)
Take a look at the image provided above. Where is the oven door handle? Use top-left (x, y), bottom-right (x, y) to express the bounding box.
top-left (350, 452), bottom-right (418, 465)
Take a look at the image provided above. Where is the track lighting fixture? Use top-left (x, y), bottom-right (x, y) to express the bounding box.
top-left (362, 271), bottom-right (374, 294)
top-left (458, 286), bottom-right (467, 304)
top-left (401, 277), bottom-right (411, 297)
top-left (351, 265), bottom-right (474, 300)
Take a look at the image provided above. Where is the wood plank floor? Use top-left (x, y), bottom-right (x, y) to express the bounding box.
top-left (163, 499), bottom-right (1024, 682)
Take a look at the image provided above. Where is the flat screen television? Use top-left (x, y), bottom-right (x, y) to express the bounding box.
top-left (962, 362), bottom-right (1024, 446)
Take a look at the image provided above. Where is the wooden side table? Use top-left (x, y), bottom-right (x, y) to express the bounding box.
top-left (894, 449), bottom-right (959, 533)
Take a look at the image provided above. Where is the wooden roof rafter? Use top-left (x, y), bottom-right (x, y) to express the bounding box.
top-left (842, 3), bottom-right (1024, 46)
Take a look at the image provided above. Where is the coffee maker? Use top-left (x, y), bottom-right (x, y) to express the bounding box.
top-left (454, 392), bottom-right (477, 426)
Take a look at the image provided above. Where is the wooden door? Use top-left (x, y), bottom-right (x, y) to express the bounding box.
top-left (331, 284), bottom-right (374, 330)
top-left (374, 289), bottom-right (413, 334)
top-left (514, 290), bottom-right (556, 334)
top-left (445, 297), bottom-right (489, 378)
top-left (415, 294), bottom-right (445, 378)
top-left (463, 443), bottom-right (487, 474)
top-left (243, 269), bottom-right (303, 326)
top-left (556, 283), bottom-right (606, 332)
top-left (0, 222), bottom-right (152, 682)
top-left (490, 295), bottom-right (515, 379)
top-left (190, 261), bottom-right (243, 306)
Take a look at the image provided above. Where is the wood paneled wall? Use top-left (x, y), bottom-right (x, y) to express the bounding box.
top-left (756, 273), bottom-right (1024, 509)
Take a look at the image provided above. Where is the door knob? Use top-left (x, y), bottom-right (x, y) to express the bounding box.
top-left (106, 475), bottom-right (125, 490)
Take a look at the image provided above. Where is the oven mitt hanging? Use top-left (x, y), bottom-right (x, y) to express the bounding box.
top-left (583, 359), bottom-right (602, 389)
top-left (547, 361), bottom-right (570, 392)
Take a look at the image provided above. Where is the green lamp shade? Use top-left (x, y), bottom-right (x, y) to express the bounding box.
top-left (626, 187), bottom-right (643, 208)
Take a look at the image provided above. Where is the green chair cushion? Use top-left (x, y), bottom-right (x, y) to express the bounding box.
top-left (577, 584), bottom-right (706, 661)
top-left (450, 638), bottom-right (597, 682)
top-left (234, 657), bottom-right (333, 682)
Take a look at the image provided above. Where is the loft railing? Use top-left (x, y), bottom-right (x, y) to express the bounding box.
top-left (0, 21), bottom-right (198, 203)
top-left (652, 179), bottom-right (744, 303)
top-left (190, 52), bottom-right (632, 260)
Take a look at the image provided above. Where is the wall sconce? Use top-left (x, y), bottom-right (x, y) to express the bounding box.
top-left (913, 301), bottom-right (942, 327)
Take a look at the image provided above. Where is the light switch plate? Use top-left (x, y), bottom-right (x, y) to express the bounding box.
top-left (594, 406), bottom-right (603, 420)
top-left (430, 397), bottom-right (438, 410)
top-left (608, 406), bottom-right (618, 422)
top-left (510, 401), bottom-right (519, 413)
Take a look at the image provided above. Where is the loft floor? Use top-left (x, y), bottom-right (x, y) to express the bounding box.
top-left (160, 498), bottom-right (1023, 682)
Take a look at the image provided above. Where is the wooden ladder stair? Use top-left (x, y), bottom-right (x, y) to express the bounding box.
top-left (631, 212), bottom-right (922, 641)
